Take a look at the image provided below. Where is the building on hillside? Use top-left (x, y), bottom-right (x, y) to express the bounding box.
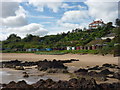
top-left (101, 33), bottom-right (115, 40)
top-left (26, 48), bottom-right (39, 52)
top-left (72, 47), bottom-right (75, 50)
top-left (76, 46), bottom-right (80, 50)
top-left (92, 45), bottom-right (97, 50)
top-left (46, 48), bottom-right (52, 51)
top-left (67, 46), bottom-right (72, 50)
top-left (89, 19), bottom-right (105, 29)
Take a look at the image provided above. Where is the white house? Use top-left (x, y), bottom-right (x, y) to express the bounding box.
top-left (89, 19), bottom-right (105, 29)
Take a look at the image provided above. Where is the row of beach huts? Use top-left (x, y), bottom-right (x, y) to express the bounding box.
top-left (6, 44), bottom-right (107, 52)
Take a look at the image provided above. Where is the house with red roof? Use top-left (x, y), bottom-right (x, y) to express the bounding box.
top-left (89, 19), bottom-right (105, 29)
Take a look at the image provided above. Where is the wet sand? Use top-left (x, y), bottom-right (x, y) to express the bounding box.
top-left (0, 67), bottom-right (70, 84)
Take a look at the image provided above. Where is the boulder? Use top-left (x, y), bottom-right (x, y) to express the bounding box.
top-left (100, 77), bottom-right (107, 81)
top-left (74, 68), bottom-right (88, 75)
top-left (102, 63), bottom-right (115, 68)
top-left (88, 71), bottom-right (98, 76)
top-left (88, 65), bottom-right (101, 70)
top-left (2, 80), bottom-right (33, 89)
top-left (37, 60), bottom-right (67, 71)
top-left (23, 72), bottom-right (29, 78)
top-left (15, 66), bottom-right (24, 70)
top-left (113, 73), bottom-right (120, 80)
top-left (99, 69), bottom-right (113, 75)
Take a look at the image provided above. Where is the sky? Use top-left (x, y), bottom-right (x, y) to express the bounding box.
top-left (0, 0), bottom-right (119, 40)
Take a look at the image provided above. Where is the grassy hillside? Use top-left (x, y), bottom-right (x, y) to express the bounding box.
top-left (2, 19), bottom-right (120, 56)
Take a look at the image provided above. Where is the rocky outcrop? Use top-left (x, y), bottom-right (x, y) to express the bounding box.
top-left (1, 59), bottom-right (79, 70)
top-left (102, 63), bottom-right (117, 68)
top-left (1, 80), bottom-right (33, 89)
top-left (99, 69), bottom-right (113, 75)
top-left (113, 73), bottom-right (120, 80)
top-left (1, 78), bottom-right (120, 90)
top-left (60, 59), bottom-right (79, 63)
top-left (37, 60), bottom-right (67, 71)
top-left (88, 65), bottom-right (102, 70)
top-left (74, 68), bottom-right (88, 73)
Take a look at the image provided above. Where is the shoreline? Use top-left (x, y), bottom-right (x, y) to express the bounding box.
top-left (1, 53), bottom-right (118, 68)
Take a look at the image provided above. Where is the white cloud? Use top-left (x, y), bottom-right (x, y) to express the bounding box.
top-left (15, 6), bottom-right (27, 16)
top-left (28, 0), bottom-right (63, 12)
top-left (78, 5), bottom-right (86, 9)
top-left (1, 0), bottom-right (26, 2)
top-left (57, 10), bottom-right (90, 29)
top-left (0, 2), bottom-right (28, 27)
top-left (0, 1), bottom-right (49, 40)
top-left (61, 3), bottom-right (76, 9)
top-left (1, 14), bottom-right (27, 27)
top-left (1, 23), bottom-right (48, 40)
top-left (84, 0), bottom-right (119, 2)
top-left (28, 15), bottom-right (54, 19)
top-left (58, 22), bottom-right (80, 29)
top-left (61, 3), bottom-right (86, 10)
top-left (85, 0), bottom-right (118, 23)
top-left (58, 10), bottom-right (89, 23)
top-left (0, 2), bottom-right (19, 18)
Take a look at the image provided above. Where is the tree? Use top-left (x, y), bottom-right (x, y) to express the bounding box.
top-left (115, 18), bottom-right (120, 27)
top-left (7, 34), bottom-right (21, 42)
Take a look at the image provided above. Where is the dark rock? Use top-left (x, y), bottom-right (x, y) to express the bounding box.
top-left (69, 78), bottom-right (78, 84)
top-left (2, 78), bottom-right (120, 90)
top-left (15, 66), bottom-right (24, 70)
top-left (74, 68), bottom-right (88, 75)
top-left (32, 79), bottom-right (46, 88)
top-left (88, 71), bottom-right (98, 76)
top-left (38, 60), bottom-right (67, 71)
top-left (23, 72), bottom-right (29, 78)
top-left (100, 77), bottom-right (107, 81)
top-left (99, 83), bottom-right (120, 90)
top-left (113, 73), bottom-right (120, 80)
top-left (102, 63), bottom-right (115, 68)
top-left (99, 69), bottom-right (113, 75)
top-left (61, 59), bottom-right (79, 63)
top-left (2, 80), bottom-right (33, 89)
top-left (88, 65), bottom-right (101, 70)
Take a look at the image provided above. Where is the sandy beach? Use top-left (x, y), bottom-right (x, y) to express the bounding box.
top-left (1, 53), bottom-right (119, 68)
top-left (0, 53), bottom-right (119, 84)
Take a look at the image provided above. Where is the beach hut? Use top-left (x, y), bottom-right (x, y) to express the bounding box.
top-left (46, 48), bottom-right (52, 51)
top-left (52, 48), bottom-right (57, 50)
top-left (60, 47), bottom-right (66, 50)
top-left (72, 47), bottom-right (75, 50)
top-left (40, 48), bottom-right (46, 51)
top-left (80, 46), bottom-right (84, 50)
top-left (84, 46), bottom-right (88, 50)
top-left (92, 45), bottom-right (96, 50)
top-left (88, 46), bottom-right (92, 50)
top-left (27, 48), bottom-right (38, 52)
top-left (67, 46), bottom-right (72, 50)
top-left (76, 46), bottom-right (80, 50)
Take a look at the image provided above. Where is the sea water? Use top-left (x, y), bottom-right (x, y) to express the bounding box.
top-left (0, 68), bottom-right (49, 84)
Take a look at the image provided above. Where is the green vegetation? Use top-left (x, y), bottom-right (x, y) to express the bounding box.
top-left (35, 50), bottom-right (98, 55)
top-left (1, 19), bottom-right (120, 56)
